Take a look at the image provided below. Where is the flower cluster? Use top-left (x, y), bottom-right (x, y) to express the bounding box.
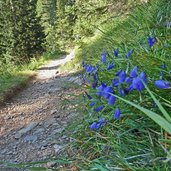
top-left (82, 36), bottom-right (170, 131)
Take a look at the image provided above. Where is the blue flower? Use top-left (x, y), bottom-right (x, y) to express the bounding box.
top-left (118, 87), bottom-right (124, 96)
top-left (155, 80), bottom-right (170, 89)
top-left (108, 95), bottom-right (116, 105)
top-left (95, 105), bottom-right (104, 112)
top-left (126, 49), bottom-right (134, 58)
top-left (90, 118), bottom-right (107, 131)
top-left (98, 118), bottom-right (107, 126)
top-left (124, 85), bottom-right (134, 94)
top-left (102, 86), bottom-right (114, 99)
top-left (92, 82), bottom-right (98, 89)
top-left (101, 51), bottom-right (107, 64)
top-left (90, 101), bottom-right (96, 107)
top-left (97, 83), bottom-right (107, 96)
top-left (93, 72), bottom-right (98, 81)
top-left (112, 79), bottom-right (120, 87)
top-left (139, 71), bottom-right (147, 83)
top-left (85, 92), bottom-right (92, 100)
top-left (116, 70), bottom-right (122, 76)
top-left (82, 61), bottom-right (87, 70)
top-left (114, 49), bottom-right (118, 57)
top-left (114, 108), bottom-right (121, 120)
top-left (86, 64), bottom-right (95, 74)
top-left (148, 36), bottom-right (156, 48)
top-left (107, 63), bottom-right (115, 70)
top-left (118, 70), bottom-right (126, 83)
top-left (125, 77), bottom-right (132, 84)
top-left (130, 66), bottom-right (138, 78)
top-left (132, 77), bottom-right (145, 91)
top-left (89, 122), bottom-right (101, 130)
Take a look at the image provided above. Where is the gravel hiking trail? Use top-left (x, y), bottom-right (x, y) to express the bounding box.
top-left (0, 51), bottom-right (82, 171)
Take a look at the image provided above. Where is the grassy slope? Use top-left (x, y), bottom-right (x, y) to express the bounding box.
top-left (62, 0), bottom-right (171, 170)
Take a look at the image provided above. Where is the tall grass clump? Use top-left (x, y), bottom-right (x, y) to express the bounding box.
top-left (64, 0), bottom-right (171, 170)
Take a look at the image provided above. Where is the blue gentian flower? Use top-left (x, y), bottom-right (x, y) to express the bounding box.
top-left (125, 77), bottom-right (132, 84)
top-left (148, 36), bottom-right (156, 48)
top-left (114, 108), bottom-right (121, 120)
top-left (97, 83), bottom-right (107, 96)
top-left (126, 49), bottom-right (134, 58)
top-left (101, 51), bottom-right (107, 64)
top-left (98, 118), bottom-right (107, 126)
top-left (90, 102), bottom-right (96, 107)
top-left (92, 82), bottom-right (98, 89)
top-left (90, 118), bottom-right (107, 131)
top-left (108, 95), bottom-right (116, 105)
top-left (118, 87), bottom-right (124, 96)
top-left (114, 49), bottom-right (118, 57)
top-left (95, 105), bottom-right (104, 112)
top-left (85, 92), bottom-right (92, 100)
top-left (118, 70), bottom-right (126, 82)
top-left (107, 63), bottom-right (115, 70)
top-left (132, 77), bottom-right (145, 91)
top-left (93, 72), bottom-right (98, 81)
top-left (155, 80), bottom-right (170, 89)
top-left (102, 86), bottom-right (114, 99)
top-left (89, 122), bottom-right (101, 130)
top-left (116, 70), bottom-right (122, 76)
top-left (130, 66), bottom-right (138, 78)
top-left (86, 64), bottom-right (95, 74)
top-left (124, 85), bottom-right (134, 94)
top-left (139, 71), bottom-right (147, 83)
top-left (112, 79), bottom-right (120, 87)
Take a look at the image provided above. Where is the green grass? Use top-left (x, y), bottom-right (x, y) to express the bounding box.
top-left (0, 50), bottom-right (65, 104)
top-left (58, 0), bottom-right (171, 170)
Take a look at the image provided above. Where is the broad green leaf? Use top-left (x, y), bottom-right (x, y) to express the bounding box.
top-left (114, 95), bottom-right (171, 134)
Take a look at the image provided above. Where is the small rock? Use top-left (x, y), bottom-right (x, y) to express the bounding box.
top-left (33, 128), bottom-right (45, 135)
top-left (53, 144), bottom-right (63, 153)
top-left (48, 88), bottom-right (61, 94)
top-left (40, 146), bottom-right (45, 150)
top-left (14, 133), bottom-right (22, 139)
top-left (24, 135), bottom-right (38, 143)
top-left (7, 151), bottom-right (13, 155)
top-left (44, 118), bottom-right (56, 128)
top-left (51, 128), bottom-right (64, 135)
top-left (18, 122), bottom-right (38, 135)
top-left (50, 109), bottom-right (57, 115)
top-left (1, 149), bottom-right (7, 154)
top-left (46, 161), bottom-right (56, 168)
top-left (1, 127), bottom-right (6, 132)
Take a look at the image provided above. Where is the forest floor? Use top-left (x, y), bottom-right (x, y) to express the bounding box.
top-left (0, 51), bottom-right (82, 171)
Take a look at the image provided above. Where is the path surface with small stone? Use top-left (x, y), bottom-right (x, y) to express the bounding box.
top-left (0, 51), bottom-right (82, 170)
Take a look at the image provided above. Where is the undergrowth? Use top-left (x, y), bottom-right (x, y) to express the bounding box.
top-left (63, 0), bottom-right (171, 170)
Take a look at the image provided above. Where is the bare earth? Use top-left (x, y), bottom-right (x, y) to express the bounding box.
top-left (0, 51), bottom-right (82, 170)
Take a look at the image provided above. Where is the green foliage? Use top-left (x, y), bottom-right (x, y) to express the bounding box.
top-left (11, 0), bottom-right (45, 61)
top-left (59, 0), bottom-right (171, 170)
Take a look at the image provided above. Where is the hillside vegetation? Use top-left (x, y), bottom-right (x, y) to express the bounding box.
top-left (0, 0), bottom-right (170, 170)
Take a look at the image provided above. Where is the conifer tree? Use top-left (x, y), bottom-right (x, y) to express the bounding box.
top-left (38, 0), bottom-right (58, 52)
top-left (0, 0), bottom-right (14, 64)
top-left (9, 0), bottom-right (45, 61)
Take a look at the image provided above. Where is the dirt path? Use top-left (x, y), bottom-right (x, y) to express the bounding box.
top-left (0, 51), bottom-right (82, 170)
